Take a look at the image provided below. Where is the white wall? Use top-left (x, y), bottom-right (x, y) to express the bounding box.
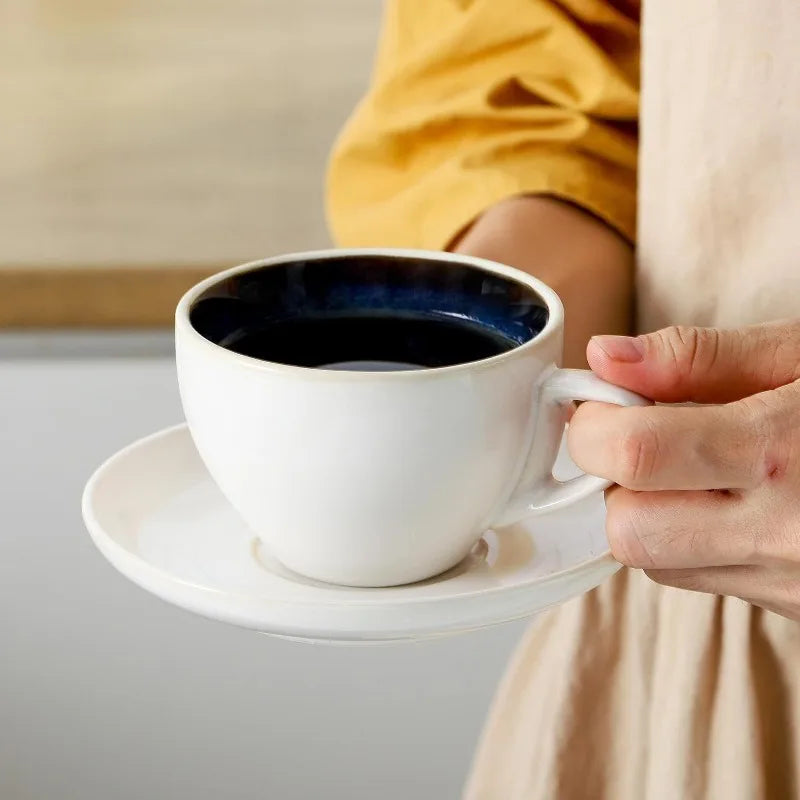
top-left (0, 336), bottom-right (527, 800)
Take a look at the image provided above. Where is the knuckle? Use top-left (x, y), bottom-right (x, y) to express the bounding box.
top-left (650, 326), bottom-right (721, 379)
top-left (738, 392), bottom-right (790, 485)
top-left (605, 491), bottom-right (656, 568)
top-left (654, 325), bottom-right (708, 371)
top-left (616, 414), bottom-right (661, 488)
top-left (760, 320), bottom-right (800, 385)
top-left (695, 327), bottom-right (724, 374)
top-left (651, 327), bottom-right (692, 370)
top-left (682, 327), bottom-right (722, 375)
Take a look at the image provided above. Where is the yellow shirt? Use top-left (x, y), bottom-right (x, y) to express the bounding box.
top-left (327, 0), bottom-right (640, 250)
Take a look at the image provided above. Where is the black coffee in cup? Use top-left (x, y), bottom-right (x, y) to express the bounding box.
top-left (190, 253), bottom-right (548, 370)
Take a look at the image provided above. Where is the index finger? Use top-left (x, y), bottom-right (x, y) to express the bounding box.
top-left (567, 400), bottom-right (767, 491)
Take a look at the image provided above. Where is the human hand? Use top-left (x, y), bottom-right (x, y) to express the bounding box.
top-left (451, 196), bottom-right (633, 367)
top-left (568, 321), bottom-right (800, 620)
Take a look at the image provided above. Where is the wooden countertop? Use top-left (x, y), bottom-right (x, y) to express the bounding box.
top-left (1, 0), bottom-right (378, 327)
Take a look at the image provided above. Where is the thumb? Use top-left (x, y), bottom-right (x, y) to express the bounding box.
top-left (586, 320), bottom-right (800, 403)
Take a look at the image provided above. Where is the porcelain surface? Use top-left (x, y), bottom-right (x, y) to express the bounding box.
top-left (83, 424), bottom-right (621, 643)
top-left (175, 248), bottom-right (645, 586)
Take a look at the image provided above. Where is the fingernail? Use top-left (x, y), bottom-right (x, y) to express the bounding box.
top-left (590, 335), bottom-right (644, 363)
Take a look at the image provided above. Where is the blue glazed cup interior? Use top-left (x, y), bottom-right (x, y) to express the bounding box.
top-left (189, 252), bottom-right (550, 371)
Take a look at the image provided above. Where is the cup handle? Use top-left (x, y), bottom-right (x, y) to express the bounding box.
top-left (493, 368), bottom-right (650, 527)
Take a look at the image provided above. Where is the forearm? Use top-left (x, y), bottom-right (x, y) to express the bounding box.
top-left (451, 196), bottom-right (634, 368)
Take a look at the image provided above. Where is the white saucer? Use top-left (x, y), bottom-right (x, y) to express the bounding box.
top-left (82, 424), bottom-right (619, 643)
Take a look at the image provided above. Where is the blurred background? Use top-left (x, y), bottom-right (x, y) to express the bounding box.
top-left (0, 2), bottom-right (527, 799)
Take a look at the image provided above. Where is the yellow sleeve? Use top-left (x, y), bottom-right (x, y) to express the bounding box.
top-left (326, 0), bottom-right (639, 249)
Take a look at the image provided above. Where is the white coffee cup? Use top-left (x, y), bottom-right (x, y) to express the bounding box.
top-left (176, 248), bottom-right (647, 587)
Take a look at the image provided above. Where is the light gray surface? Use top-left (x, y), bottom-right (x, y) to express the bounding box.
top-left (0, 331), bottom-right (175, 359)
top-left (0, 336), bottom-right (526, 800)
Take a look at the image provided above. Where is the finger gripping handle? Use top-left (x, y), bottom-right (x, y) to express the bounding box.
top-left (494, 369), bottom-right (649, 526)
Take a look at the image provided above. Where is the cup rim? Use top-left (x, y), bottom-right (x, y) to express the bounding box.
top-left (175, 247), bottom-right (564, 380)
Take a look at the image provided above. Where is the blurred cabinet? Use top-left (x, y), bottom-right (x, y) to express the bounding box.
top-left (0, 0), bottom-right (380, 268)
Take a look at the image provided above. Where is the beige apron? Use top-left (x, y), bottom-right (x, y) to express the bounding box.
top-left (465, 2), bottom-right (800, 798)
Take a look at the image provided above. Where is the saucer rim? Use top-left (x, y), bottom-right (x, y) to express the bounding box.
top-left (83, 423), bottom-right (619, 611)
top-left (83, 424), bottom-right (621, 639)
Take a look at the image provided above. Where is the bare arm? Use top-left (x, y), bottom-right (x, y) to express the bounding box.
top-left (452, 196), bottom-right (634, 367)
